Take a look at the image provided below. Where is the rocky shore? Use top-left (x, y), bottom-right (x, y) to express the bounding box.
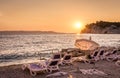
top-left (81, 21), bottom-right (120, 34)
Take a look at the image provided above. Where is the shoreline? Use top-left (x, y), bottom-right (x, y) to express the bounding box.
top-left (0, 46), bottom-right (120, 67)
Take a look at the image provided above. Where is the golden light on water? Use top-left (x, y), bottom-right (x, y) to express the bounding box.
top-left (76, 33), bottom-right (80, 35)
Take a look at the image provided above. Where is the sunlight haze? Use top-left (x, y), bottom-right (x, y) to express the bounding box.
top-left (0, 0), bottom-right (120, 33)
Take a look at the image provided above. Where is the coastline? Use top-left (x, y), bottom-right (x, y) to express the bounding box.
top-left (0, 33), bottom-right (120, 78)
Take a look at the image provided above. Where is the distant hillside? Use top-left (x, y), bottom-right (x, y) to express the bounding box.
top-left (81, 21), bottom-right (120, 34)
top-left (0, 31), bottom-right (66, 35)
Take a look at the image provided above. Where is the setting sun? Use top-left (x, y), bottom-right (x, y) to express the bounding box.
top-left (73, 22), bottom-right (85, 34)
top-left (75, 22), bottom-right (82, 29)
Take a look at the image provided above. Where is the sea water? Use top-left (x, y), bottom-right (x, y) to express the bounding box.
top-left (0, 34), bottom-right (120, 66)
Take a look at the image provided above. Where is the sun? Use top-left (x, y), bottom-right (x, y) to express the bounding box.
top-left (75, 22), bottom-right (82, 29)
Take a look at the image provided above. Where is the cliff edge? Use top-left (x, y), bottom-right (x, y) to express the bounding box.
top-left (81, 21), bottom-right (120, 34)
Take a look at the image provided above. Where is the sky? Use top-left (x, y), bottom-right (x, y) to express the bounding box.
top-left (0, 0), bottom-right (120, 33)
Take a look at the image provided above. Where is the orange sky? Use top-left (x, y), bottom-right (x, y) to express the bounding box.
top-left (0, 0), bottom-right (120, 33)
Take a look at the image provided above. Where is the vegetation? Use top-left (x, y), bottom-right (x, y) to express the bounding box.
top-left (81, 21), bottom-right (120, 34)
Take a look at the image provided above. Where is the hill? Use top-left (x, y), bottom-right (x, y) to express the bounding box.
top-left (81, 21), bottom-right (120, 34)
top-left (0, 31), bottom-right (66, 35)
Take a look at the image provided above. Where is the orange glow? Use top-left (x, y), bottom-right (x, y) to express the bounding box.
top-left (75, 22), bottom-right (82, 29)
top-left (73, 21), bottom-right (85, 34)
top-left (74, 22), bottom-right (85, 30)
top-left (0, 0), bottom-right (120, 33)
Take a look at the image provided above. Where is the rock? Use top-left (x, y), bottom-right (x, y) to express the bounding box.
top-left (81, 21), bottom-right (120, 34)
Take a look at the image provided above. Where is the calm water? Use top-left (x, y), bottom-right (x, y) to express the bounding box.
top-left (0, 34), bottom-right (120, 66)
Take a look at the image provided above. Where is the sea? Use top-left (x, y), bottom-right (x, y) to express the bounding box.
top-left (0, 33), bottom-right (120, 66)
